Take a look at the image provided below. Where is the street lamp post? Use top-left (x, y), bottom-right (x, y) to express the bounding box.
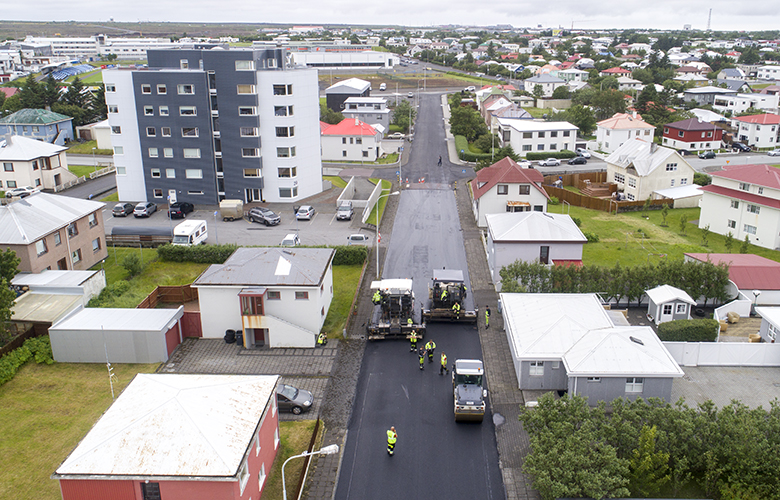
top-left (375, 191), bottom-right (400, 279)
top-left (92, 147), bottom-right (97, 174)
top-left (282, 444), bottom-right (339, 500)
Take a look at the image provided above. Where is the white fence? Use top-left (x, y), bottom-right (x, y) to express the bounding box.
top-left (714, 298), bottom-right (752, 323)
top-left (664, 341), bottom-right (780, 367)
top-left (361, 182), bottom-right (384, 224)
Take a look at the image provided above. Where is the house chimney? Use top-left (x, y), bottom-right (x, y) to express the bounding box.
top-left (632, 110), bottom-right (637, 119)
top-left (651, 143), bottom-right (658, 153)
top-left (355, 118), bottom-right (359, 127)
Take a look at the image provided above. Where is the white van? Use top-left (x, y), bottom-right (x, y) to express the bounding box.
top-left (379, 82), bottom-right (387, 91)
top-left (172, 220), bottom-right (208, 246)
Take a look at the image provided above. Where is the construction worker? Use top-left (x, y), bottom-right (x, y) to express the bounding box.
top-left (441, 288), bottom-right (448, 301)
top-left (485, 306), bottom-right (491, 329)
top-left (407, 317), bottom-right (413, 329)
top-left (387, 426), bottom-right (397, 456)
top-left (440, 352), bottom-right (448, 375)
top-left (425, 339), bottom-right (436, 362)
top-left (418, 348), bottom-right (425, 370)
top-left (452, 302), bottom-right (461, 319)
top-left (317, 332), bottom-right (327, 346)
top-left (410, 330), bottom-right (419, 352)
top-left (372, 290), bottom-right (381, 305)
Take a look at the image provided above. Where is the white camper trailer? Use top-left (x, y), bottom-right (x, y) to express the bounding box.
top-left (172, 220), bottom-right (208, 246)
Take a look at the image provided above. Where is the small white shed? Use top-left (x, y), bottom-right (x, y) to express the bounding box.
top-left (646, 285), bottom-right (696, 325)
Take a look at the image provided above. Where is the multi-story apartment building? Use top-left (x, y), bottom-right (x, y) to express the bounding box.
top-left (104, 48), bottom-right (322, 205)
top-left (341, 97), bottom-right (390, 129)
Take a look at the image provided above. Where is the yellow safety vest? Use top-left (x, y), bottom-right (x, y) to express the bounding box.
top-left (441, 354), bottom-right (447, 366)
top-left (387, 430), bottom-right (397, 444)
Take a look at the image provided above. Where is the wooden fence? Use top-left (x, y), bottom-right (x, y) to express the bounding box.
top-left (543, 171), bottom-right (607, 186)
top-left (542, 172), bottom-right (671, 213)
top-left (136, 284), bottom-right (198, 309)
top-left (0, 322), bottom-right (48, 357)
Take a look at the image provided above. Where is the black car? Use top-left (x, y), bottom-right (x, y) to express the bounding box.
top-left (567, 156), bottom-right (588, 165)
top-left (732, 142), bottom-right (751, 152)
top-left (168, 202), bottom-right (194, 219)
top-left (698, 151), bottom-right (716, 159)
top-left (112, 202), bottom-right (135, 217)
top-left (248, 207), bottom-right (281, 226)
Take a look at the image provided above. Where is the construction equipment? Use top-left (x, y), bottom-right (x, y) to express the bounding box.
top-left (452, 359), bottom-right (487, 422)
top-left (367, 279), bottom-right (426, 340)
top-left (422, 269), bottom-right (477, 323)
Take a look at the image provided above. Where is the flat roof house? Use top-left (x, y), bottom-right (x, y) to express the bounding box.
top-left (53, 374), bottom-right (280, 500)
top-left (496, 117), bottom-right (577, 158)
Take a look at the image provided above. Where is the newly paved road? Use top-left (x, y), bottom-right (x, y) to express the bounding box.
top-left (334, 93), bottom-right (504, 499)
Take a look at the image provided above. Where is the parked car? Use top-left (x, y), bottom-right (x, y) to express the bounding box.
top-left (386, 132), bottom-right (405, 140)
top-left (276, 383), bottom-right (313, 415)
top-left (517, 160), bottom-right (532, 168)
top-left (537, 158), bottom-right (561, 167)
top-left (464, 86), bottom-right (476, 92)
top-left (112, 202), bottom-right (135, 217)
top-left (379, 83), bottom-right (387, 91)
top-left (168, 202), bottom-right (194, 219)
top-left (768, 149), bottom-right (780, 157)
top-left (732, 142), bottom-right (751, 152)
top-left (347, 234), bottom-right (371, 245)
top-left (295, 205), bottom-right (316, 220)
top-left (133, 202), bottom-right (157, 218)
top-left (568, 156), bottom-right (588, 165)
top-left (407, 92), bottom-right (414, 98)
top-left (280, 233), bottom-right (301, 247)
top-left (575, 148), bottom-right (591, 158)
top-left (336, 202), bottom-right (354, 221)
top-left (248, 207), bottom-right (281, 226)
top-left (698, 150), bottom-right (716, 159)
top-left (5, 186), bottom-right (40, 199)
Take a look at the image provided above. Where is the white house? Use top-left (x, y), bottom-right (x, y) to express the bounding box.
top-left (486, 212), bottom-right (586, 290)
top-left (596, 112), bottom-right (656, 154)
top-left (713, 93), bottom-right (780, 116)
top-left (341, 96), bottom-right (391, 129)
top-left (557, 68), bottom-right (589, 83)
top-left (645, 285), bottom-right (696, 326)
top-left (320, 118), bottom-right (384, 162)
top-left (0, 135), bottom-right (77, 192)
top-left (193, 247), bottom-right (335, 348)
top-left (697, 163), bottom-right (780, 249)
top-left (730, 113), bottom-right (780, 149)
top-left (497, 117), bottom-right (578, 157)
top-left (617, 76), bottom-right (644, 92)
top-left (523, 74), bottom-right (566, 97)
top-left (757, 65), bottom-right (780, 81)
top-left (469, 157), bottom-right (549, 227)
top-left (606, 138), bottom-right (696, 202)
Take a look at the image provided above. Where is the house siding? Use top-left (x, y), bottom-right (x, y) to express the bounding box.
top-left (569, 376), bottom-right (674, 406)
top-left (519, 359), bottom-right (568, 390)
top-left (488, 238), bottom-right (583, 290)
top-left (475, 184), bottom-right (548, 227)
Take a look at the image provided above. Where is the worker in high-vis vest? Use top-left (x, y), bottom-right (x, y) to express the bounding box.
top-left (317, 332), bottom-right (327, 346)
top-left (485, 306), bottom-right (491, 328)
top-left (372, 290), bottom-right (382, 304)
top-left (440, 289), bottom-right (448, 301)
top-left (407, 317), bottom-right (413, 329)
top-left (425, 340), bottom-right (436, 362)
top-left (387, 426), bottom-right (397, 455)
top-left (410, 330), bottom-right (419, 352)
top-left (440, 352), bottom-right (448, 375)
top-left (418, 348), bottom-right (425, 370)
top-left (452, 302), bottom-right (461, 319)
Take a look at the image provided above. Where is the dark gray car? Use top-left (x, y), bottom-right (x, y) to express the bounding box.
top-left (248, 207), bottom-right (281, 226)
top-left (276, 383), bottom-right (313, 414)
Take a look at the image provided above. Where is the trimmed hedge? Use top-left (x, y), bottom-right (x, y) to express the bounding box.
top-left (525, 150), bottom-right (577, 161)
top-left (332, 245), bottom-right (368, 266)
top-left (0, 336), bottom-right (54, 386)
top-left (455, 135), bottom-right (492, 163)
top-left (157, 243), bottom-right (238, 264)
top-left (657, 318), bottom-right (720, 342)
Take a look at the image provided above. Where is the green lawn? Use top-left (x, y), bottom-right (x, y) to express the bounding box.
top-left (101, 192), bottom-right (119, 202)
top-left (257, 420), bottom-right (320, 500)
top-left (546, 204), bottom-right (780, 267)
top-left (0, 362), bottom-right (159, 500)
top-left (365, 179), bottom-right (393, 225)
top-left (68, 164), bottom-right (98, 178)
top-left (64, 70), bottom-right (103, 85)
top-left (321, 264), bottom-right (364, 338)
top-left (66, 140), bottom-right (112, 155)
top-left (323, 175), bottom-right (348, 189)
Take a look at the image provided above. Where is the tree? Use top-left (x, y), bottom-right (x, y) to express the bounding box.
top-left (392, 100), bottom-right (416, 133)
top-left (90, 83), bottom-right (107, 120)
top-left (532, 84), bottom-right (544, 99)
top-left (740, 235), bottom-right (750, 253)
top-left (51, 102), bottom-right (90, 127)
top-left (0, 248), bottom-right (20, 338)
top-left (63, 76), bottom-right (89, 109)
top-left (642, 196), bottom-right (652, 218)
top-left (725, 231), bottom-right (735, 253)
top-left (122, 253), bottom-right (144, 278)
top-left (449, 105), bottom-right (487, 141)
top-left (661, 204), bottom-right (669, 226)
top-left (701, 224), bottom-right (711, 246)
top-left (738, 47), bottom-right (761, 65)
top-left (628, 425), bottom-right (670, 497)
top-left (635, 84), bottom-right (658, 114)
top-left (679, 214), bottom-right (688, 235)
top-left (551, 86), bottom-right (570, 99)
top-left (590, 89), bottom-right (627, 120)
top-left (18, 74), bottom-right (44, 109)
top-left (41, 75), bottom-right (61, 109)
top-left (548, 105), bottom-right (596, 136)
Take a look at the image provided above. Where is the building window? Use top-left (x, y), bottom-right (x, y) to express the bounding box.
top-left (628, 177), bottom-right (636, 188)
top-left (550, 131), bottom-right (558, 138)
top-left (180, 59), bottom-right (189, 69)
top-left (237, 84), bottom-right (256, 94)
top-left (563, 130), bottom-right (570, 137)
top-left (244, 169), bottom-right (261, 177)
top-left (166, 169), bottom-right (175, 178)
top-left (747, 204), bottom-right (761, 214)
top-left (614, 173), bottom-right (625, 184)
top-left (356, 138), bottom-right (363, 145)
top-left (239, 106), bottom-right (257, 115)
top-left (149, 148), bottom-right (158, 158)
top-left (159, 106), bottom-right (169, 116)
top-left (665, 163), bottom-right (677, 171)
top-left (276, 126), bottom-right (294, 137)
top-left (162, 127), bottom-right (171, 137)
top-left (522, 145), bottom-right (531, 151)
top-left (680, 178), bottom-right (688, 185)
top-left (6, 180), bottom-right (16, 188)
top-left (111, 126), bottom-right (121, 134)
top-left (179, 106), bottom-right (197, 116)
top-left (238, 461), bottom-right (250, 495)
top-left (185, 169), bottom-right (203, 179)
top-left (278, 167), bottom-right (296, 178)
top-left (274, 105), bottom-right (294, 116)
top-left (183, 149), bottom-right (201, 159)
top-left (188, 190), bottom-right (204, 195)
top-left (242, 148), bottom-right (260, 157)
top-left (537, 144), bottom-right (544, 150)
top-left (164, 148), bottom-right (173, 158)
top-left (2, 163), bottom-right (12, 172)
top-left (144, 105), bottom-right (154, 116)
top-left (258, 462), bottom-right (267, 490)
top-left (146, 127), bottom-right (156, 137)
top-left (151, 168), bottom-right (161, 178)
top-left (279, 187), bottom-right (298, 198)
top-left (92, 238), bottom-right (101, 252)
top-left (88, 213), bottom-right (98, 227)
top-left (35, 239), bottom-right (47, 256)
top-left (141, 84), bottom-right (151, 94)
top-left (273, 84), bottom-right (293, 95)
top-left (676, 303), bottom-right (687, 314)
top-left (744, 224), bottom-right (757, 235)
top-left (497, 184), bottom-right (508, 195)
top-left (71, 249), bottom-right (82, 264)
top-left (587, 377), bottom-right (601, 382)
top-left (670, 179), bottom-right (675, 187)
top-left (157, 84), bottom-right (167, 94)
top-left (153, 189), bottom-right (163, 198)
top-left (277, 147), bottom-right (296, 158)
top-left (739, 182), bottom-right (750, 191)
top-left (727, 219), bottom-right (736, 228)
top-left (519, 185), bottom-right (530, 195)
top-left (108, 104), bottom-right (118, 113)
top-left (105, 84), bottom-right (116, 92)
top-left (116, 167), bottom-right (126, 175)
top-left (538, 131), bottom-right (545, 138)
top-left (626, 377), bottom-right (644, 393)
top-left (529, 361), bottom-right (544, 376)
top-left (362, 151), bottom-right (369, 157)
top-left (678, 131), bottom-right (684, 138)
top-left (663, 304), bottom-right (673, 315)
top-left (235, 60), bottom-right (255, 71)
top-left (240, 127), bottom-right (258, 137)
top-left (627, 193), bottom-right (635, 201)
top-left (182, 127), bottom-right (199, 137)
top-left (177, 84), bottom-right (194, 95)
top-left (54, 232), bottom-right (61, 246)
top-left (758, 187), bottom-right (764, 195)
top-left (295, 291), bottom-right (309, 300)
top-left (731, 200), bottom-right (739, 209)
top-left (268, 291), bottom-right (281, 300)
top-left (141, 482), bottom-right (161, 500)
top-left (67, 222), bottom-right (78, 238)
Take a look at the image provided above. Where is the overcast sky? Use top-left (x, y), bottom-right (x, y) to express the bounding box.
top-left (6, 0), bottom-right (780, 33)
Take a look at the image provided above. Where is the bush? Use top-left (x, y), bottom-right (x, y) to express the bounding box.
top-left (157, 243), bottom-right (238, 264)
top-left (88, 280), bottom-right (131, 307)
top-left (657, 318), bottom-right (719, 342)
top-left (455, 135), bottom-right (492, 163)
top-left (571, 216), bottom-right (582, 227)
top-left (525, 150), bottom-right (577, 161)
top-left (332, 245), bottom-right (368, 265)
top-left (548, 196), bottom-right (560, 205)
top-left (584, 232), bottom-right (600, 243)
top-left (122, 253), bottom-right (143, 277)
top-left (0, 336), bottom-right (54, 386)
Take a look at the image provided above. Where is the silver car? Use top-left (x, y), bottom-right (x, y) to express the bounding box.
top-left (276, 383), bottom-right (313, 414)
top-left (295, 205), bottom-right (316, 220)
top-left (133, 202), bottom-right (157, 218)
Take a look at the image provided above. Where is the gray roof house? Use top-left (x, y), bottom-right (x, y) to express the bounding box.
top-left (501, 293), bottom-right (684, 406)
top-left (523, 74), bottom-right (566, 97)
top-left (645, 284), bottom-right (696, 326)
top-left (0, 108), bottom-right (74, 145)
top-left (193, 247), bottom-right (335, 348)
top-left (683, 85), bottom-right (738, 105)
top-left (325, 77), bottom-right (371, 112)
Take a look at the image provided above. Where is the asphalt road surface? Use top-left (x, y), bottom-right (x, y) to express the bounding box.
top-left (335, 93), bottom-right (504, 499)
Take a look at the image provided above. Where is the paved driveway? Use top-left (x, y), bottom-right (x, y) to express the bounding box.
top-left (672, 366), bottom-right (780, 409)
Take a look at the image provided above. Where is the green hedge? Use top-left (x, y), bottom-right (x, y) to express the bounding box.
top-left (157, 243), bottom-right (238, 263)
top-left (332, 245), bottom-right (368, 265)
top-left (454, 135), bottom-right (492, 163)
top-left (657, 318), bottom-right (719, 342)
top-left (525, 150), bottom-right (577, 161)
top-left (0, 336), bottom-right (54, 386)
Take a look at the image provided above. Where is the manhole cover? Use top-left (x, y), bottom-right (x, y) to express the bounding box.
top-left (492, 413), bottom-right (505, 426)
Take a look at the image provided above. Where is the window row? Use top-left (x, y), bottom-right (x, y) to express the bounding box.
top-left (153, 188), bottom-right (206, 197)
top-left (0, 179), bottom-right (42, 189)
top-left (343, 150), bottom-right (370, 157)
top-left (521, 144), bottom-right (567, 151)
top-left (150, 168), bottom-right (202, 179)
top-left (342, 137), bottom-right (363, 144)
top-left (496, 184), bottom-right (532, 195)
top-left (140, 83), bottom-right (194, 95)
top-left (115, 146), bottom-right (200, 158)
top-left (521, 130), bottom-right (571, 139)
top-left (36, 235), bottom-right (101, 258)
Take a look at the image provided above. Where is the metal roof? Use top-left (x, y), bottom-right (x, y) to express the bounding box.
top-left (0, 108), bottom-right (72, 125)
top-left (685, 253), bottom-right (780, 291)
top-left (0, 193), bottom-right (104, 245)
top-left (54, 374), bottom-right (277, 478)
top-left (0, 134), bottom-right (66, 161)
top-left (325, 77), bottom-right (371, 93)
top-left (487, 212), bottom-right (587, 243)
top-left (12, 269), bottom-right (98, 287)
top-left (646, 285), bottom-right (696, 306)
top-left (432, 269), bottom-right (464, 282)
top-left (50, 307), bottom-right (184, 332)
top-left (605, 137), bottom-right (687, 177)
top-left (193, 247), bottom-right (334, 287)
top-left (653, 184), bottom-right (703, 200)
top-left (11, 293), bottom-right (82, 323)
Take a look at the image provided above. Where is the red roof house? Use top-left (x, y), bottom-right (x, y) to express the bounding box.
top-left (599, 67), bottom-right (632, 77)
top-left (320, 118), bottom-right (383, 162)
top-left (685, 253), bottom-right (780, 303)
top-left (469, 157), bottom-right (549, 227)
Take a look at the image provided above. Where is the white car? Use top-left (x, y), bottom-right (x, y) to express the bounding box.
top-left (576, 148), bottom-right (591, 158)
top-left (386, 132), bottom-right (405, 140)
top-left (518, 160), bottom-right (532, 168)
top-left (464, 86), bottom-right (476, 92)
top-left (379, 83), bottom-right (387, 91)
top-left (295, 205), bottom-right (316, 220)
top-left (280, 234), bottom-right (301, 246)
top-left (537, 158), bottom-right (561, 167)
top-left (768, 149), bottom-right (780, 157)
top-left (5, 186), bottom-right (40, 199)
top-left (347, 234), bottom-right (371, 246)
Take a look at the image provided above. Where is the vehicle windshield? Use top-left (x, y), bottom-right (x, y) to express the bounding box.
top-left (456, 374), bottom-right (483, 386)
top-left (172, 235), bottom-right (190, 244)
top-left (279, 385), bottom-right (298, 399)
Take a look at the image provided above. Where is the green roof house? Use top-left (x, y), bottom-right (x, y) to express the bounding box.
top-left (0, 108), bottom-right (74, 146)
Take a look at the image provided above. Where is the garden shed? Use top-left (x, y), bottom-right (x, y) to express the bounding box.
top-left (646, 284), bottom-right (696, 325)
top-left (48, 306), bottom-right (184, 363)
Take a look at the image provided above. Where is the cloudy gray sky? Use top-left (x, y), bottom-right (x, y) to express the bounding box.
top-left (6, 0), bottom-right (780, 32)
